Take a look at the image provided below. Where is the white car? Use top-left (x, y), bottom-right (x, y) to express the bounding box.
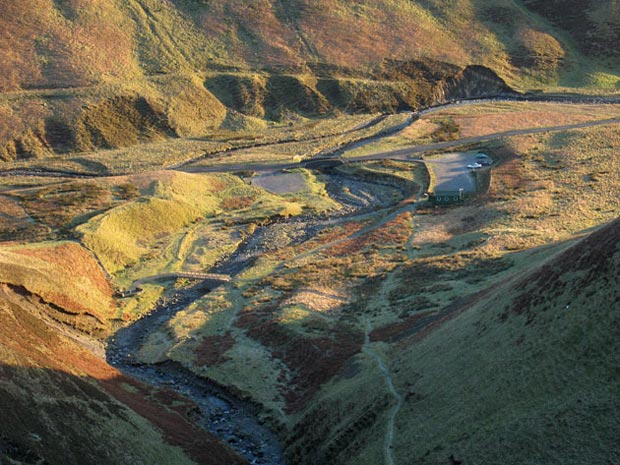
top-left (467, 163), bottom-right (482, 169)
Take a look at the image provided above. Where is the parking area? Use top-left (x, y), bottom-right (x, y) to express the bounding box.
top-left (424, 152), bottom-right (488, 193)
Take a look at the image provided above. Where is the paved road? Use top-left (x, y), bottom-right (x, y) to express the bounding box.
top-left (344, 117), bottom-right (620, 163)
top-left (179, 117), bottom-right (620, 174)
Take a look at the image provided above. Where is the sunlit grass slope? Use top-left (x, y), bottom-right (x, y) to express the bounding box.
top-left (2, 0), bottom-right (618, 93)
top-left (78, 171), bottom-right (233, 274)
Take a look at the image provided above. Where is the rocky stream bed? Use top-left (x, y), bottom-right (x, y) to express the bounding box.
top-left (105, 171), bottom-right (410, 464)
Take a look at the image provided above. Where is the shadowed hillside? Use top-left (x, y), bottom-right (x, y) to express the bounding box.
top-left (287, 219), bottom-right (620, 464)
top-left (388, 218), bottom-right (620, 464)
top-left (0, 283), bottom-right (247, 465)
top-left (0, 238), bottom-right (248, 464)
top-left (523, 0), bottom-right (620, 59)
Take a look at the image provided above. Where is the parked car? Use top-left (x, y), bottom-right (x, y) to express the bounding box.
top-left (467, 162), bottom-right (482, 169)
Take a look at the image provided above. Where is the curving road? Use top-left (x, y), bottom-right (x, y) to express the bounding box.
top-left (2, 99), bottom-right (619, 179)
top-left (179, 116), bottom-right (620, 174)
top-left (340, 117), bottom-right (620, 163)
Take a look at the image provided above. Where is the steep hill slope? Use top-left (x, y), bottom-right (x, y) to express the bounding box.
top-left (388, 218), bottom-right (620, 464)
top-left (289, 218), bottom-right (620, 464)
top-left (0, 283), bottom-right (247, 465)
top-left (0, 64), bottom-right (513, 163)
top-left (2, 0), bottom-right (618, 92)
top-left (523, 0), bottom-right (620, 59)
top-left (0, 239), bottom-right (247, 464)
top-left (3, 0), bottom-right (620, 165)
top-left (0, 241), bottom-right (115, 333)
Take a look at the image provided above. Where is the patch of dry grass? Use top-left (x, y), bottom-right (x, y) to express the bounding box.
top-left (430, 102), bottom-right (620, 138)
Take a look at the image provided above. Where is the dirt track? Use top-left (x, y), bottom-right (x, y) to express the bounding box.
top-left (363, 321), bottom-right (403, 465)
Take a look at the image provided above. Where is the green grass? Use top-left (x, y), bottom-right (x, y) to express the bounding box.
top-left (71, 168), bottom-right (342, 323)
top-left (78, 172), bottom-right (230, 275)
top-left (387, 225), bottom-right (620, 464)
top-left (137, 282), bottom-right (292, 420)
top-left (284, 349), bottom-right (389, 464)
top-left (4, 3), bottom-right (620, 461)
top-left (278, 121), bottom-right (620, 463)
top-left (117, 283), bottom-right (165, 321)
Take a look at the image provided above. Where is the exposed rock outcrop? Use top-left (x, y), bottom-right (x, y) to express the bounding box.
top-left (432, 65), bottom-right (518, 103)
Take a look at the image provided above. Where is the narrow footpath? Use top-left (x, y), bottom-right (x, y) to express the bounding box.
top-left (364, 321), bottom-right (403, 465)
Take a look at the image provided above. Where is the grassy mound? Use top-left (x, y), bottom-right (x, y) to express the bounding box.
top-left (78, 170), bottom-right (334, 283)
top-left (0, 75), bottom-right (227, 161)
top-left (75, 95), bottom-right (176, 150)
top-left (78, 172), bottom-right (227, 274)
top-left (204, 73), bottom-right (268, 118)
top-left (264, 75), bottom-right (332, 118)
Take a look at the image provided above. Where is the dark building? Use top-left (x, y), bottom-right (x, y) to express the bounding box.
top-left (429, 189), bottom-right (464, 204)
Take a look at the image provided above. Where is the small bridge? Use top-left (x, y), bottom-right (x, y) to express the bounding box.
top-left (300, 157), bottom-right (344, 170)
top-left (126, 272), bottom-right (231, 293)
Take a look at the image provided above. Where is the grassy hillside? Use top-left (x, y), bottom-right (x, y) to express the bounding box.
top-left (4, 0), bottom-right (617, 91)
top-left (1, 3), bottom-right (620, 464)
top-left (284, 213), bottom-right (620, 465)
top-left (5, 0), bottom-right (620, 90)
top-left (2, 0), bottom-right (619, 167)
top-left (0, 75), bottom-right (228, 162)
top-left (0, 64), bottom-right (513, 165)
top-left (0, 241), bottom-right (115, 334)
top-left (280, 121), bottom-right (620, 464)
top-left (385, 218), bottom-right (620, 464)
top-left (523, 0), bottom-right (620, 59)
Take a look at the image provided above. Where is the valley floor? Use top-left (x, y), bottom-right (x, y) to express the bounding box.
top-left (1, 98), bottom-right (620, 465)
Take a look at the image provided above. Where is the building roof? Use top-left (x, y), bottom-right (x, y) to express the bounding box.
top-left (431, 190), bottom-right (464, 196)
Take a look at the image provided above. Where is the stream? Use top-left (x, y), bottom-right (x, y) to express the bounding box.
top-left (106, 270), bottom-right (283, 464)
top-left (105, 171), bottom-right (410, 465)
